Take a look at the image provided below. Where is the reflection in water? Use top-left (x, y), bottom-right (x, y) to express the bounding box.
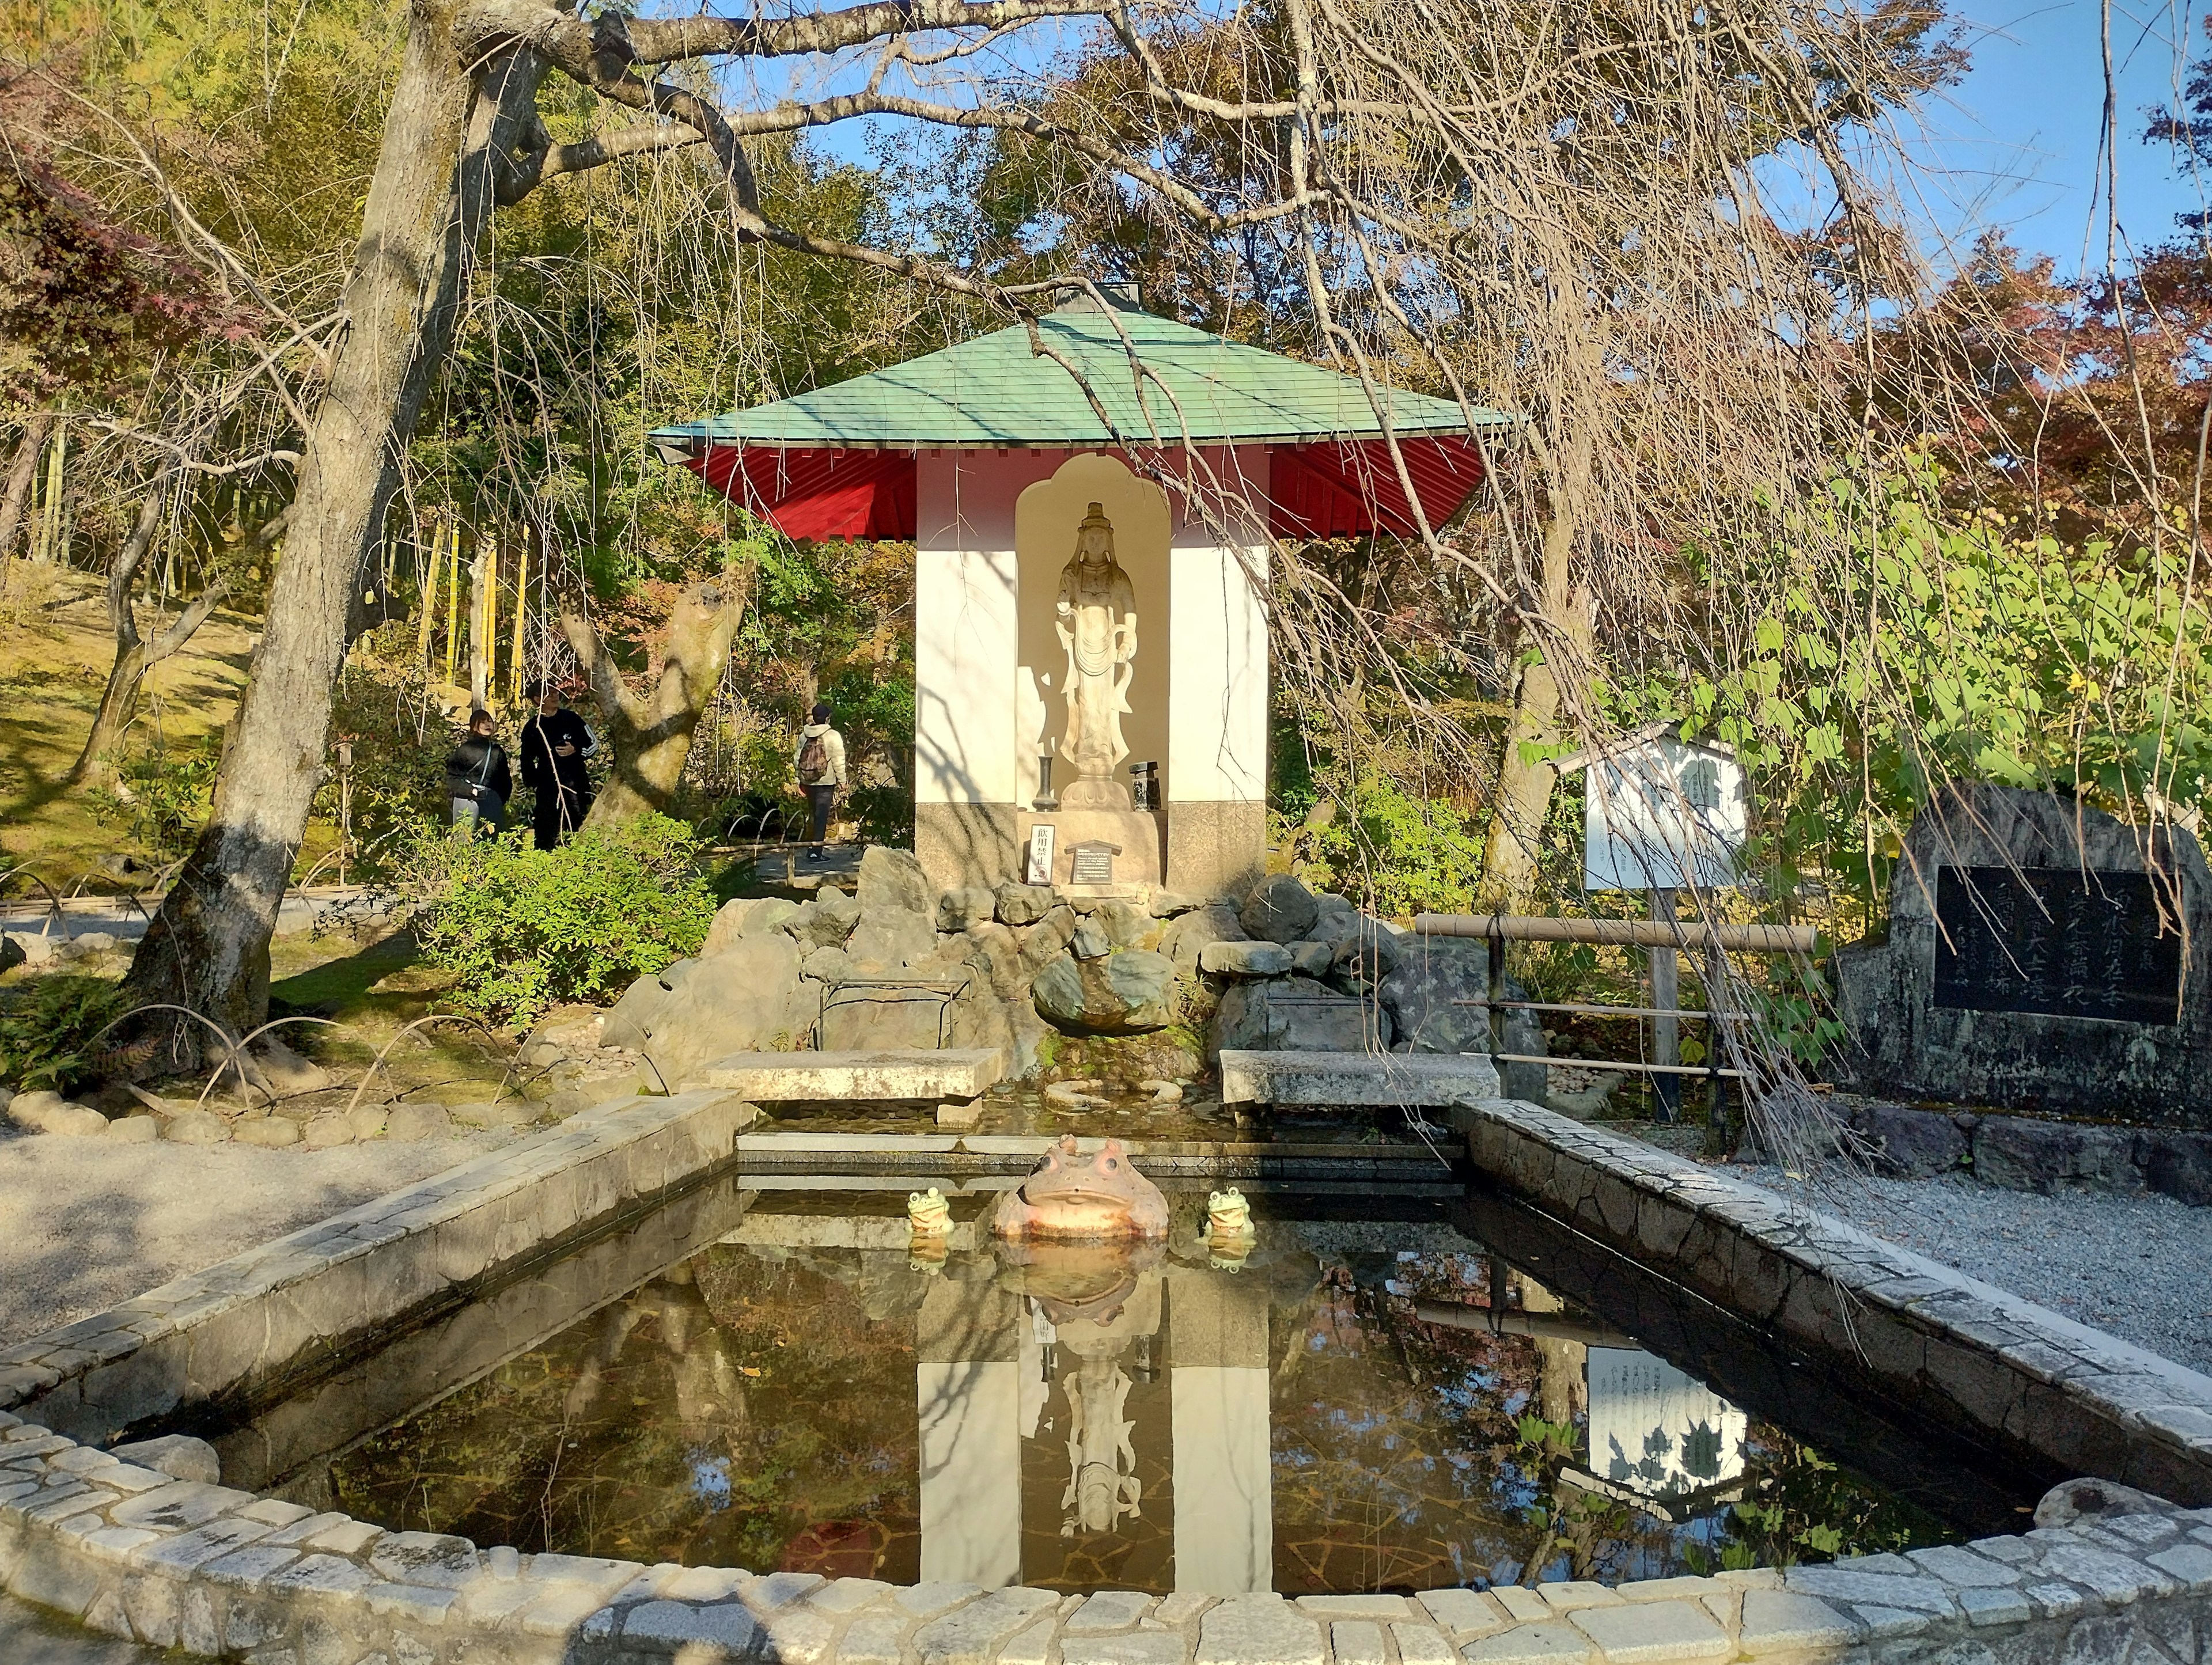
top-left (323, 1204), bottom-right (1958, 1594)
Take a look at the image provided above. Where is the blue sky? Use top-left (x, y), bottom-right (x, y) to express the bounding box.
top-left (1924, 0), bottom-right (2210, 273)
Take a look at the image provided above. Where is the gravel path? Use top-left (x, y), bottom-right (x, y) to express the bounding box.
top-left (0, 1122), bottom-right (505, 1344)
top-left (1740, 1165), bottom-right (2212, 1373)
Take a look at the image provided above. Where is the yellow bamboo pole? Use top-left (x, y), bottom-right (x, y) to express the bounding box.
top-left (509, 527), bottom-right (529, 705)
top-left (415, 518), bottom-right (444, 666)
top-left (32, 422), bottom-right (63, 565)
top-left (469, 534), bottom-right (495, 709)
top-left (442, 524), bottom-right (463, 686)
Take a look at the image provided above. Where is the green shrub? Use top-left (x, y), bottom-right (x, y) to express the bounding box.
top-left (0, 976), bottom-right (134, 1093)
top-left (406, 814), bottom-right (715, 1023)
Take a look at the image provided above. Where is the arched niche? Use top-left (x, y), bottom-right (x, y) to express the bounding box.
top-left (1014, 454), bottom-right (1172, 805)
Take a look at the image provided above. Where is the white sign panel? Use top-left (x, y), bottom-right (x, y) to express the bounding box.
top-left (1582, 735), bottom-right (1747, 893)
top-left (1585, 1346), bottom-right (1747, 1502)
top-left (1025, 824), bottom-right (1058, 886)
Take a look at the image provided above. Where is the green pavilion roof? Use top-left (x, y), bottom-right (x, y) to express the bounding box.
top-left (649, 297), bottom-right (1517, 453)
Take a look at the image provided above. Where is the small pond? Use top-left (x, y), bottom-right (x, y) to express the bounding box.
top-left (195, 1171), bottom-right (2045, 1596)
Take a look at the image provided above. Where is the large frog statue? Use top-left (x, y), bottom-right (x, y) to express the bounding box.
top-left (993, 1134), bottom-right (1168, 1242)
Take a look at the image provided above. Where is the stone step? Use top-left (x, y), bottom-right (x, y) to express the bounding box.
top-left (1220, 1049), bottom-right (1502, 1106)
top-left (701, 1048), bottom-right (1005, 1101)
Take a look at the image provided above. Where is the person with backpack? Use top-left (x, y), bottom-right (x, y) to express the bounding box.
top-left (519, 679), bottom-right (596, 849)
top-left (445, 707), bottom-right (512, 837)
top-left (793, 702), bottom-right (846, 859)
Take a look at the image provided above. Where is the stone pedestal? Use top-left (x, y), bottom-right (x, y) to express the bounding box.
top-left (1016, 807), bottom-right (1164, 888)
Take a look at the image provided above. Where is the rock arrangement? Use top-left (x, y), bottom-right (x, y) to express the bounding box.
top-left (578, 856), bottom-right (1550, 1089)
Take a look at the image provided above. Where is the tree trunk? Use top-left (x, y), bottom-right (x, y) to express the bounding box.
top-left (0, 413), bottom-right (56, 576)
top-left (118, 12), bottom-right (547, 1068)
top-left (559, 578), bottom-right (745, 828)
top-left (1480, 468), bottom-right (1594, 908)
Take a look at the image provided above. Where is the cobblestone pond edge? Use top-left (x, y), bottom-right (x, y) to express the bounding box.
top-left (0, 1091), bottom-right (2210, 1661)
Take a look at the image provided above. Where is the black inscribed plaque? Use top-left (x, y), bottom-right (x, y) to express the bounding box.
top-left (1932, 865), bottom-right (2181, 1025)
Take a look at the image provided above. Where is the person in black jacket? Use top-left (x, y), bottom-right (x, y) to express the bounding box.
top-left (518, 680), bottom-right (596, 849)
top-left (445, 708), bottom-right (512, 836)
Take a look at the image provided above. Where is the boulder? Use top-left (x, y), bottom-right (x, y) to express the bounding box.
top-left (250, 1037), bottom-right (332, 1095)
top-left (938, 921), bottom-right (1025, 999)
top-left (1200, 940), bottom-right (1291, 977)
top-left (1240, 874), bottom-right (1320, 944)
top-left (104, 1115), bottom-right (160, 1143)
top-left (347, 1103), bottom-right (389, 1141)
top-left (995, 883), bottom-right (1058, 926)
top-left (935, 886), bottom-right (997, 931)
top-left (1032, 949), bottom-right (1177, 1035)
top-left (385, 1102), bottom-right (453, 1143)
top-left (857, 845), bottom-right (934, 917)
top-left (1017, 905), bottom-right (1080, 976)
top-left (1209, 977), bottom-right (1393, 1056)
top-left (1327, 922), bottom-right (1404, 989)
top-left (1148, 891), bottom-right (1204, 918)
top-left (1091, 899), bottom-right (1153, 949)
top-left (1070, 920), bottom-right (1112, 960)
top-left (821, 983), bottom-right (949, 1051)
top-left (1161, 904), bottom-right (1248, 973)
top-left (234, 1116), bottom-right (303, 1148)
top-left (784, 888), bottom-right (862, 950)
top-left (600, 958), bottom-right (692, 1051)
top-left (951, 989), bottom-right (1055, 1079)
top-left (1844, 1099), bottom-right (1971, 1178)
top-left (6, 1089), bottom-right (109, 1137)
top-left (0, 934), bottom-right (22, 974)
top-left (1310, 892), bottom-right (1362, 939)
top-left (163, 1109), bottom-right (229, 1144)
top-left (1378, 938), bottom-right (1544, 1099)
top-left (1286, 941), bottom-right (1334, 977)
top-left (1971, 1114), bottom-right (2141, 1195)
top-left (845, 904), bottom-right (938, 973)
top-left (304, 1114), bottom-right (356, 1149)
top-left (112, 1435), bottom-right (220, 1485)
top-left (637, 933), bottom-right (810, 1085)
top-left (800, 946), bottom-right (855, 984)
top-left (703, 897), bottom-right (801, 957)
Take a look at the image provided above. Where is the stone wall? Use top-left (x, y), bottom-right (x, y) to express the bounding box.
top-left (1454, 1097), bottom-right (2212, 1507)
top-left (1843, 1099), bottom-right (2212, 1205)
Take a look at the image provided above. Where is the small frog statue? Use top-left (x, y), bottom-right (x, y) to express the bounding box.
top-left (908, 1187), bottom-right (953, 1236)
top-left (1206, 1187), bottom-right (1255, 1240)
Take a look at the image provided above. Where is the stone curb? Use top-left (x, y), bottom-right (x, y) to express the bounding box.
top-left (1455, 1098), bottom-right (2212, 1503)
top-left (4, 1089), bottom-right (2211, 1662)
top-left (2, 1406), bottom-right (2210, 1664)
top-left (0, 1088), bottom-right (758, 1446)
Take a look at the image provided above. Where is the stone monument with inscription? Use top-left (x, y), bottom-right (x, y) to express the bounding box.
top-left (1833, 784), bottom-right (2211, 1126)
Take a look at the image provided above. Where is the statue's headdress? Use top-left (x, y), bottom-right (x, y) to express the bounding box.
top-left (1076, 502), bottom-right (1116, 559)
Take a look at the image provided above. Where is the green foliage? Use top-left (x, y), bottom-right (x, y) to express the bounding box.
top-left (93, 739), bottom-right (220, 858)
top-left (1304, 776), bottom-right (1487, 917)
top-left (406, 814), bottom-right (714, 1023)
top-left (313, 647), bottom-right (459, 881)
top-left (0, 975), bottom-right (132, 1093)
top-left (1609, 457), bottom-right (2212, 928)
top-left (845, 783), bottom-right (915, 847)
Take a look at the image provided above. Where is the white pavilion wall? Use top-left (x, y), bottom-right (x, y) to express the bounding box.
top-left (912, 447), bottom-right (1270, 896)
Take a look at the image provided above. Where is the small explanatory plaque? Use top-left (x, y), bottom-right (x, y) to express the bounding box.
top-left (1934, 864), bottom-right (2182, 1025)
top-left (1069, 840), bottom-right (1119, 885)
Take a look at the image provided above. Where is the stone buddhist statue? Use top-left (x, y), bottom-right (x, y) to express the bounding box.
top-left (1054, 502), bottom-right (1138, 810)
